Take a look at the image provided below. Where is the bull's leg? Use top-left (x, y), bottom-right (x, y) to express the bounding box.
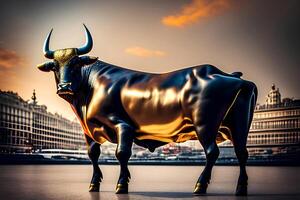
top-left (194, 125), bottom-right (220, 195)
top-left (115, 123), bottom-right (133, 194)
top-left (230, 92), bottom-right (256, 196)
top-left (234, 145), bottom-right (248, 196)
top-left (86, 135), bottom-right (102, 192)
top-left (190, 99), bottom-right (223, 195)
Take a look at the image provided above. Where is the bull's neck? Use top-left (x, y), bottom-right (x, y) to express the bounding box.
top-left (72, 64), bottom-right (95, 106)
top-left (71, 60), bottom-right (108, 108)
top-left (70, 60), bottom-right (124, 118)
top-left (67, 63), bottom-right (95, 122)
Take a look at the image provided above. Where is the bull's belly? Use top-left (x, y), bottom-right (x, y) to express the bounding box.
top-left (121, 86), bottom-right (198, 143)
top-left (133, 116), bottom-right (198, 143)
top-left (135, 120), bottom-right (232, 144)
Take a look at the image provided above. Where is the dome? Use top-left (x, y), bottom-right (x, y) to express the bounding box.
top-left (266, 84), bottom-right (281, 105)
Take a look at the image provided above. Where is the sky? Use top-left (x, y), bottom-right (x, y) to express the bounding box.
top-left (0, 0), bottom-right (299, 120)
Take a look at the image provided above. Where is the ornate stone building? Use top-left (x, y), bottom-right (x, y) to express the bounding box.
top-left (0, 90), bottom-right (86, 153)
top-left (246, 84), bottom-right (300, 158)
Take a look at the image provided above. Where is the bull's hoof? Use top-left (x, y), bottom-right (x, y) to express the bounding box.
top-left (235, 185), bottom-right (247, 196)
top-left (115, 183), bottom-right (128, 194)
top-left (193, 183), bottom-right (207, 195)
top-left (89, 183), bottom-right (100, 192)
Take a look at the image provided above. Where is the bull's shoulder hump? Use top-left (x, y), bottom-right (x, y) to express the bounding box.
top-left (192, 64), bottom-right (226, 77)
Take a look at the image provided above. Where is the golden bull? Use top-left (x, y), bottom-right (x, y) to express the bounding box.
top-left (38, 25), bottom-right (257, 196)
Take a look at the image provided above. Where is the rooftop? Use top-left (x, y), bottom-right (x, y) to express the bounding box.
top-left (255, 84), bottom-right (300, 111)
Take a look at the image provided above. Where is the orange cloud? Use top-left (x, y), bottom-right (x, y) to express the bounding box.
top-left (125, 46), bottom-right (166, 57)
top-left (162, 0), bottom-right (232, 27)
top-left (0, 48), bottom-right (25, 69)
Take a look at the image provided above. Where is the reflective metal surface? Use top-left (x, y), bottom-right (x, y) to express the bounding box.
top-left (40, 58), bottom-right (250, 148)
top-left (40, 62), bottom-right (254, 149)
top-left (37, 26), bottom-right (257, 152)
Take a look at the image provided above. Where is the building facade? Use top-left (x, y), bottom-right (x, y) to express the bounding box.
top-left (219, 84), bottom-right (300, 159)
top-left (246, 84), bottom-right (300, 158)
top-left (0, 90), bottom-right (86, 153)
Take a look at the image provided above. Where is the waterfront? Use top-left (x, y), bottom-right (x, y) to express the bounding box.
top-left (0, 165), bottom-right (299, 200)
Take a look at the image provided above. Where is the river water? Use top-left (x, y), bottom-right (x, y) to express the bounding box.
top-left (0, 165), bottom-right (299, 200)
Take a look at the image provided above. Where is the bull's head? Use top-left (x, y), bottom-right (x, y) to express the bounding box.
top-left (37, 24), bottom-right (98, 102)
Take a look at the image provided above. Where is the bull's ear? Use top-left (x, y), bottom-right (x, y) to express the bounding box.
top-left (79, 56), bottom-right (98, 66)
top-left (37, 61), bottom-right (56, 72)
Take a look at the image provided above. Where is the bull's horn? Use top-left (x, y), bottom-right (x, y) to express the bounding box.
top-left (43, 29), bottom-right (54, 59)
top-left (77, 24), bottom-right (93, 55)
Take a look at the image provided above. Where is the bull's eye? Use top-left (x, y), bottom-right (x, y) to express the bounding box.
top-left (68, 56), bottom-right (80, 67)
top-left (51, 60), bottom-right (59, 71)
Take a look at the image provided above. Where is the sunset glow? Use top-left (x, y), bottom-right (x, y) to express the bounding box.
top-left (162, 0), bottom-right (232, 27)
top-left (0, 0), bottom-right (299, 120)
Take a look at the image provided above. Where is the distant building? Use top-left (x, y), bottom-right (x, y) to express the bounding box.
top-left (220, 84), bottom-right (300, 159)
top-left (246, 84), bottom-right (300, 158)
top-left (0, 90), bottom-right (86, 153)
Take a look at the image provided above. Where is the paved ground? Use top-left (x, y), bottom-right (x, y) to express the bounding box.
top-left (0, 165), bottom-right (299, 200)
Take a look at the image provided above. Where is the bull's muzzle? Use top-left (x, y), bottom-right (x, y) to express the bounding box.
top-left (57, 82), bottom-right (74, 96)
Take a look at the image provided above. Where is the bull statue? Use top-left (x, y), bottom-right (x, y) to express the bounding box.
top-left (37, 25), bottom-right (257, 196)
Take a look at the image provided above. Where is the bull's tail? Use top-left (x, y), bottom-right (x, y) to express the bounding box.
top-left (245, 81), bottom-right (258, 130)
top-left (231, 71), bottom-right (243, 78)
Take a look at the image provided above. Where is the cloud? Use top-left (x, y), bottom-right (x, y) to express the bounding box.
top-left (0, 48), bottom-right (25, 69)
top-left (162, 0), bottom-right (232, 27)
top-left (125, 46), bottom-right (166, 57)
